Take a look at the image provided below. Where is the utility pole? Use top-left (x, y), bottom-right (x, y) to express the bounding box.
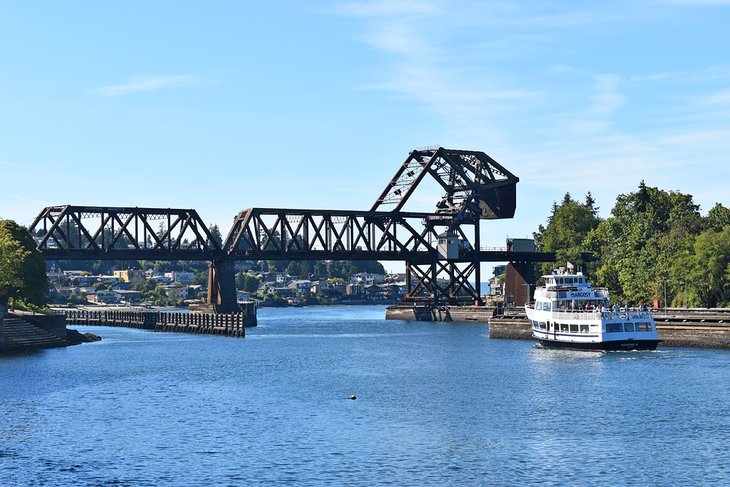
top-left (658, 279), bottom-right (670, 309)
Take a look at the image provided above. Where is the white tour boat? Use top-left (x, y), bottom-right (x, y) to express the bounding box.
top-left (525, 270), bottom-right (660, 351)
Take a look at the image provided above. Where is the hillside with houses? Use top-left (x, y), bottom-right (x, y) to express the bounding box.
top-left (45, 261), bottom-right (414, 308)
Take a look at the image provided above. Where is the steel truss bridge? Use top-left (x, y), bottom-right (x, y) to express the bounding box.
top-left (30, 147), bottom-right (555, 311)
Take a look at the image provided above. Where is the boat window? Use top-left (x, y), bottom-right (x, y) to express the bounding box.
top-left (606, 323), bottom-right (622, 333)
top-left (637, 322), bottom-right (652, 332)
top-left (569, 324), bottom-right (579, 333)
top-left (535, 302), bottom-right (543, 311)
top-left (543, 302), bottom-right (551, 311)
top-left (539, 322), bottom-right (547, 330)
top-left (623, 323), bottom-right (635, 332)
top-left (560, 323), bottom-right (569, 332)
top-left (579, 324), bottom-right (589, 333)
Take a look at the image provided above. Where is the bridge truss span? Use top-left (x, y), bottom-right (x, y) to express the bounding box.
top-left (223, 208), bottom-right (444, 263)
top-left (29, 205), bottom-right (224, 261)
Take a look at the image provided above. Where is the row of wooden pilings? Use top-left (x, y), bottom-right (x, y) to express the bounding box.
top-left (63, 309), bottom-right (248, 338)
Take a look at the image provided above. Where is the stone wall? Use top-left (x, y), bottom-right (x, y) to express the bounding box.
top-left (17, 313), bottom-right (67, 339)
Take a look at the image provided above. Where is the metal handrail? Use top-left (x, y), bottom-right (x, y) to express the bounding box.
top-left (525, 307), bottom-right (654, 321)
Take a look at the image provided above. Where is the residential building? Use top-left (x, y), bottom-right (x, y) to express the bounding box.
top-left (165, 271), bottom-right (195, 285)
top-left (113, 269), bottom-right (146, 285)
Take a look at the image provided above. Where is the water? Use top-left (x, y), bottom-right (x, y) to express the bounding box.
top-left (2, 305), bottom-right (729, 486)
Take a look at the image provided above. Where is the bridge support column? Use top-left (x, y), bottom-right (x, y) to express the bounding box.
top-left (207, 259), bottom-right (239, 313)
top-left (504, 262), bottom-right (535, 308)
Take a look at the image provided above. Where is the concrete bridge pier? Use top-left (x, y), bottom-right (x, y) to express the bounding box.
top-left (504, 262), bottom-right (535, 308)
top-left (207, 259), bottom-right (239, 313)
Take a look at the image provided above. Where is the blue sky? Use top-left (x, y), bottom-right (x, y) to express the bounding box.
top-left (2, 1), bottom-right (729, 268)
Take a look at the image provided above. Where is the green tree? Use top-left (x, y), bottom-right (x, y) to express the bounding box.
top-left (588, 182), bottom-right (701, 304)
top-left (208, 224), bottom-right (223, 246)
top-left (243, 274), bottom-right (260, 293)
top-left (0, 220), bottom-right (48, 310)
top-left (535, 192), bottom-right (601, 275)
top-left (705, 203), bottom-right (730, 232)
top-left (236, 271), bottom-right (261, 293)
top-left (685, 227), bottom-right (730, 307)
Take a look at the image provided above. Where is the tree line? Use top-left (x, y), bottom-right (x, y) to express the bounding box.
top-left (535, 181), bottom-right (730, 308)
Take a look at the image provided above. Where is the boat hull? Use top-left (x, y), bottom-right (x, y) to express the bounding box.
top-left (537, 338), bottom-right (661, 351)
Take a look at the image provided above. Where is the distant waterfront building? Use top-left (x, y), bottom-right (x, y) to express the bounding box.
top-left (113, 269), bottom-right (146, 285)
top-left (351, 272), bottom-right (386, 285)
top-left (113, 289), bottom-right (142, 304)
top-left (165, 271), bottom-right (195, 285)
top-left (489, 265), bottom-right (507, 298)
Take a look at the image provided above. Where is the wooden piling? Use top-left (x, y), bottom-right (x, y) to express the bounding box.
top-left (62, 309), bottom-right (251, 338)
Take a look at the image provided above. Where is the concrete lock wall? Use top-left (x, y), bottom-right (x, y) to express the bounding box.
top-left (22, 314), bottom-right (68, 339)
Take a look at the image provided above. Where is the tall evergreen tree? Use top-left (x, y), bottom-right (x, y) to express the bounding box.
top-left (536, 192), bottom-right (602, 275)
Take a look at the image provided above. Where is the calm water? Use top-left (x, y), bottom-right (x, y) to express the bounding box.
top-left (2, 305), bottom-right (729, 486)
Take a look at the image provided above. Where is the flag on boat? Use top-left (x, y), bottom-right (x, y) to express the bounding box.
top-left (566, 261), bottom-right (575, 270)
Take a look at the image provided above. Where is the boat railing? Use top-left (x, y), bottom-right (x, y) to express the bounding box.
top-left (602, 309), bottom-right (654, 321)
top-left (549, 309), bottom-right (602, 321)
top-left (527, 307), bottom-right (654, 321)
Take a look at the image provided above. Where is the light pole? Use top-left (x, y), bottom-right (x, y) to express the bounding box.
top-left (658, 279), bottom-right (670, 309)
top-left (680, 281), bottom-right (687, 308)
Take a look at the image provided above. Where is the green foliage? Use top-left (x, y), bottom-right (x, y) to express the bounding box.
top-left (0, 220), bottom-right (48, 307)
top-left (236, 271), bottom-right (261, 293)
top-left (587, 182), bottom-right (704, 304)
top-left (208, 224), bottom-right (223, 246)
top-left (545, 182), bottom-right (730, 307)
top-left (133, 278), bottom-right (174, 305)
top-left (705, 203), bottom-right (730, 232)
top-left (263, 294), bottom-right (288, 307)
top-left (685, 227), bottom-right (730, 307)
top-left (535, 192), bottom-right (601, 275)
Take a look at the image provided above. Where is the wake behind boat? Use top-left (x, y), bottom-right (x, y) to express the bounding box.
top-left (525, 269), bottom-right (660, 351)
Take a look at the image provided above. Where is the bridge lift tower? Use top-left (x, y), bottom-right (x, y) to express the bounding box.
top-left (369, 147), bottom-right (518, 305)
top-left (218, 147), bottom-right (525, 308)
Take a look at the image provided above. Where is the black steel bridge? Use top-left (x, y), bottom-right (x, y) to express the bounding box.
top-left (30, 147), bottom-right (555, 311)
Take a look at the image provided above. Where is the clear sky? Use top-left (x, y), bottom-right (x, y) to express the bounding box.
top-left (2, 1), bottom-right (729, 269)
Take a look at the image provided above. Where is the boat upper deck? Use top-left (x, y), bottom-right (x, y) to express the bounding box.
top-left (534, 270), bottom-right (609, 302)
